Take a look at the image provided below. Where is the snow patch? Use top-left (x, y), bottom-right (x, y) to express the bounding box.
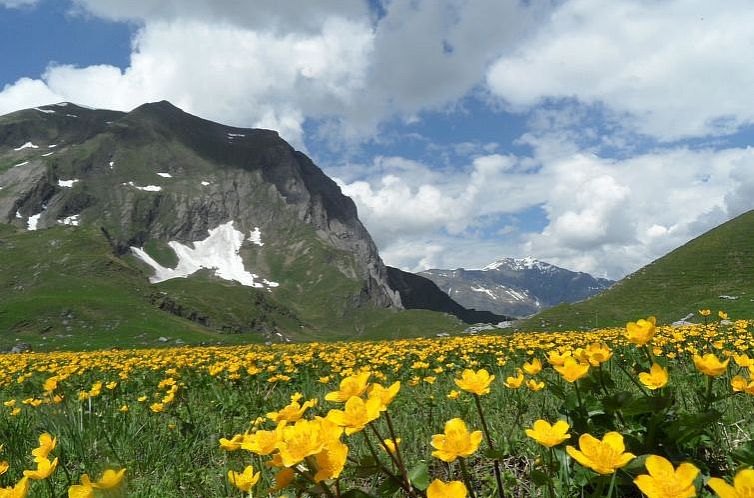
top-left (506, 289), bottom-right (529, 302)
top-left (130, 221), bottom-right (278, 288)
top-left (14, 161), bottom-right (29, 167)
top-left (14, 142), bottom-right (38, 151)
top-left (66, 114), bottom-right (79, 118)
top-left (48, 144), bottom-right (57, 148)
top-left (482, 257), bottom-right (554, 273)
top-left (33, 107), bottom-right (55, 114)
top-left (41, 152), bottom-right (54, 157)
top-left (248, 227), bottom-right (264, 246)
top-left (59, 214), bottom-right (80, 226)
top-left (109, 161), bottom-right (114, 169)
top-left (15, 211), bottom-right (22, 219)
top-left (470, 286), bottom-right (496, 299)
top-left (27, 211), bottom-right (43, 231)
top-left (58, 179), bottom-right (79, 188)
top-left (227, 133), bottom-right (245, 138)
top-left (123, 181), bottom-right (162, 192)
top-left (157, 172), bottom-right (172, 178)
top-left (200, 181), bottom-right (210, 186)
top-left (54, 102), bottom-right (69, 107)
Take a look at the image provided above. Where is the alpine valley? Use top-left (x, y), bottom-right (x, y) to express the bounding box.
top-left (0, 101), bottom-right (510, 351)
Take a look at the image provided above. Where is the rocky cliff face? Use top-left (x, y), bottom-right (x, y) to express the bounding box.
top-left (0, 101), bottom-right (401, 313)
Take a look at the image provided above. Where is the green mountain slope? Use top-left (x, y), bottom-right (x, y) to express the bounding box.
top-left (518, 210), bottom-right (754, 330)
top-left (0, 103), bottom-right (464, 349)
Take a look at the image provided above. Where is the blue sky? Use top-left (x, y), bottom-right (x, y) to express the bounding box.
top-left (2, 0), bottom-right (754, 279)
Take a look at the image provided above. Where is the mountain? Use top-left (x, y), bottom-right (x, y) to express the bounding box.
top-left (519, 210), bottom-right (754, 330)
top-left (420, 257), bottom-right (614, 318)
top-left (0, 101), bottom-right (464, 350)
top-left (386, 266), bottom-right (510, 324)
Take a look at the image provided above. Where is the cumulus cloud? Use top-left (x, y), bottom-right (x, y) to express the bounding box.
top-left (337, 143), bottom-right (754, 278)
top-left (487, 0), bottom-right (754, 140)
top-left (0, 0), bottom-right (37, 7)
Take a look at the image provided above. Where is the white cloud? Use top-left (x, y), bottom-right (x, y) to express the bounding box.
top-left (0, 18), bottom-right (374, 146)
top-left (0, 0), bottom-right (37, 7)
top-left (487, 0), bottom-right (754, 140)
top-left (336, 142), bottom-right (754, 279)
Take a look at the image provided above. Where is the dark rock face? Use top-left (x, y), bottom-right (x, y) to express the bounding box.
top-left (0, 101), bottom-right (401, 310)
top-left (386, 266), bottom-right (509, 324)
top-left (421, 258), bottom-right (614, 318)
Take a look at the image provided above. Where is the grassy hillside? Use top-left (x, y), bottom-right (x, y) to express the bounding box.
top-left (518, 209), bottom-right (754, 330)
top-left (0, 224), bottom-right (462, 351)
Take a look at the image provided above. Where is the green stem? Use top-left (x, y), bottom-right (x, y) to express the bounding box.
top-left (606, 471), bottom-right (617, 498)
top-left (703, 375), bottom-right (714, 411)
top-left (546, 448), bottom-right (556, 498)
top-left (458, 457), bottom-right (477, 498)
top-left (615, 360), bottom-right (651, 398)
top-left (384, 411), bottom-right (412, 491)
top-left (473, 394), bottom-right (506, 498)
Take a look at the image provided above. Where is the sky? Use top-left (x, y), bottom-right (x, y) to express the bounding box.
top-left (2, 0), bottom-right (754, 280)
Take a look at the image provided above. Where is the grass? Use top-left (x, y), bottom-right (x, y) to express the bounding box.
top-left (520, 209), bottom-right (754, 331)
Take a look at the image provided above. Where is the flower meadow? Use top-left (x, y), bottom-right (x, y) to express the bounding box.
top-left (1, 313), bottom-right (754, 497)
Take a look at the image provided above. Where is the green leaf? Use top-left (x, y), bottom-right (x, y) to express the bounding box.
top-left (376, 476), bottom-right (402, 497)
top-left (530, 469), bottom-right (552, 486)
top-left (408, 462), bottom-right (430, 490)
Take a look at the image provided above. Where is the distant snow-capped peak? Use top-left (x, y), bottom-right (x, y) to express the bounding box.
top-left (481, 257), bottom-right (555, 272)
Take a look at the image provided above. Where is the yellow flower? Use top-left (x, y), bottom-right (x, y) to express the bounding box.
top-left (525, 420), bottom-right (571, 448)
top-left (243, 429), bottom-right (280, 456)
top-left (734, 354), bottom-right (753, 368)
top-left (118, 404), bottom-right (129, 413)
top-left (447, 390), bottom-right (460, 400)
top-left (454, 369), bottom-right (494, 395)
top-left (276, 419), bottom-right (338, 467)
top-left (228, 465), bottom-right (260, 492)
top-left (526, 379), bottom-right (545, 392)
top-left (382, 438), bottom-right (401, 455)
top-left (547, 350), bottom-right (571, 366)
top-left (585, 343), bottom-right (613, 366)
top-left (271, 467), bottom-right (295, 492)
top-left (325, 372), bottom-right (371, 402)
top-left (523, 358), bottom-right (543, 375)
top-left (23, 457), bottom-right (58, 480)
top-left (68, 482), bottom-right (94, 498)
top-left (266, 397), bottom-right (317, 424)
top-left (368, 381), bottom-right (401, 410)
top-left (32, 433), bottom-right (56, 462)
top-left (626, 316), bottom-right (657, 346)
top-left (708, 468), bottom-right (754, 498)
top-left (718, 311), bottom-right (729, 320)
top-left (639, 363), bottom-right (669, 390)
top-left (431, 418), bottom-right (483, 462)
top-left (427, 479), bottom-right (467, 498)
top-left (693, 353), bottom-right (729, 377)
top-left (566, 432), bottom-right (635, 475)
top-left (325, 396), bottom-right (381, 435)
top-left (313, 440), bottom-right (349, 482)
top-left (90, 468), bottom-right (126, 489)
top-left (699, 309), bottom-right (711, 317)
top-left (219, 434), bottom-right (245, 452)
top-left (150, 402), bottom-right (165, 413)
top-left (0, 461), bottom-right (7, 476)
top-left (731, 375), bottom-right (751, 393)
top-left (633, 455), bottom-right (699, 498)
top-left (1, 477), bottom-right (29, 498)
top-left (503, 369), bottom-right (524, 389)
top-left (554, 357), bottom-right (590, 383)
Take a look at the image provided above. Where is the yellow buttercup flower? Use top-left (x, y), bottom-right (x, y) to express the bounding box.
top-left (241, 429), bottom-right (279, 456)
top-left (313, 440), bottom-right (349, 482)
top-left (276, 418), bottom-right (342, 468)
top-left (271, 467), bottom-right (295, 492)
top-left (0, 477), bottom-right (29, 498)
top-left (325, 396), bottom-right (382, 435)
top-left (454, 369), bottom-right (494, 395)
top-left (503, 369), bottom-right (524, 389)
top-left (89, 468), bottom-right (126, 489)
top-left (566, 432), bottom-right (635, 475)
top-left (525, 419), bottom-right (571, 448)
top-left (585, 343), bottom-right (613, 366)
top-left (708, 468), bottom-right (754, 498)
top-left (31, 433), bottom-right (56, 462)
top-left (427, 479), bottom-right (467, 498)
top-left (626, 316), bottom-right (657, 346)
top-left (266, 397), bottom-right (317, 424)
top-left (639, 363), bottom-right (669, 390)
top-left (431, 418), bottom-right (483, 462)
top-left (325, 372), bottom-right (371, 402)
top-left (382, 438), bottom-right (401, 455)
top-left (368, 381), bottom-right (401, 410)
top-left (699, 309), bottom-right (711, 317)
top-left (522, 358), bottom-right (542, 375)
top-left (718, 311), bottom-right (729, 320)
top-left (633, 455), bottom-right (699, 498)
top-left (23, 457), bottom-right (58, 480)
top-left (447, 389), bottom-right (460, 399)
top-left (554, 357), bottom-right (590, 383)
top-left (526, 379), bottom-right (545, 392)
top-left (693, 353), bottom-right (729, 377)
top-left (547, 350), bottom-right (571, 366)
top-left (228, 465), bottom-right (260, 492)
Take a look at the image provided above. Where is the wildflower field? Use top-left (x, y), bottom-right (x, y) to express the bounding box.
top-left (2, 314), bottom-right (754, 497)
